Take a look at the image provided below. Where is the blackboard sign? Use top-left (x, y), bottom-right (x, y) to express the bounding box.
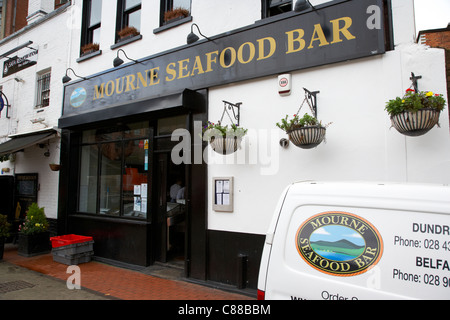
top-left (15, 174), bottom-right (38, 219)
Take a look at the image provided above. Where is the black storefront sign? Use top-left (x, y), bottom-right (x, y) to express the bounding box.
top-left (2, 49), bottom-right (38, 77)
top-left (60, 0), bottom-right (386, 127)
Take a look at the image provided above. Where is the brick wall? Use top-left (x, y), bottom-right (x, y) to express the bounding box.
top-left (3, 0), bottom-right (28, 37)
top-left (421, 30), bottom-right (450, 50)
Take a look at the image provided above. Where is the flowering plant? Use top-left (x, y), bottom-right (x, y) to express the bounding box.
top-left (385, 89), bottom-right (446, 116)
top-left (201, 121), bottom-right (248, 142)
top-left (18, 203), bottom-right (49, 235)
top-left (0, 214), bottom-right (11, 238)
top-left (276, 113), bottom-right (329, 132)
top-left (0, 154), bottom-right (11, 162)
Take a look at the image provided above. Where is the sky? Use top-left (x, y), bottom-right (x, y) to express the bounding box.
top-left (414, 0), bottom-right (450, 32)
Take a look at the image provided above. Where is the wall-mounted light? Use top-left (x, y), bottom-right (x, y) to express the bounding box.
top-left (113, 49), bottom-right (140, 67)
top-left (62, 68), bottom-right (87, 84)
top-left (294, 0), bottom-right (315, 12)
top-left (187, 23), bottom-right (212, 45)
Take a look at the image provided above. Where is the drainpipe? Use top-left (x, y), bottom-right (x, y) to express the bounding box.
top-left (12, 0), bottom-right (17, 33)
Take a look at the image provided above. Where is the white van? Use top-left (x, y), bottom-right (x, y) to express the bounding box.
top-left (257, 181), bottom-right (450, 300)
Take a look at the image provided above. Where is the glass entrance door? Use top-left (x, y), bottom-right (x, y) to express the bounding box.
top-left (15, 174), bottom-right (38, 219)
top-left (155, 152), bottom-right (186, 265)
top-left (154, 115), bottom-right (188, 266)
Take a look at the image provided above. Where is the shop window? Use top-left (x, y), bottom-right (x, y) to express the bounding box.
top-left (160, 0), bottom-right (191, 26)
top-left (99, 142), bottom-right (123, 215)
top-left (116, 0), bottom-right (141, 41)
top-left (35, 70), bottom-right (51, 108)
top-left (77, 122), bottom-right (151, 219)
top-left (156, 115), bottom-right (188, 151)
top-left (157, 115), bottom-right (187, 135)
top-left (79, 145), bottom-right (98, 213)
top-left (81, 0), bottom-right (102, 54)
top-left (262, 0), bottom-right (292, 19)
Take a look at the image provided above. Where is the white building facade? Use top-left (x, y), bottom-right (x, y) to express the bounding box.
top-left (0, 1), bottom-right (72, 231)
top-left (3, 0), bottom-right (446, 293)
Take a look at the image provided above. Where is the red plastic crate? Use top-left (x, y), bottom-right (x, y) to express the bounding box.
top-left (50, 234), bottom-right (93, 248)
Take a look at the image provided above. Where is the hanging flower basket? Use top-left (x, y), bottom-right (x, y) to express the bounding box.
top-left (390, 108), bottom-right (441, 137)
top-left (277, 113), bottom-right (330, 149)
top-left (209, 136), bottom-right (243, 155)
top-left (287, 125), bottom-right (327, 149)
top-left (385, 89), bottom-right (446, 137)
top-left (202, 121), bottom-right (247, 155)
top-left (49, 164), bottom-right (61, 171)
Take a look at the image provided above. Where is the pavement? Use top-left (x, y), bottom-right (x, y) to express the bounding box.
top-left (0, 243), bottom-right (255, 301)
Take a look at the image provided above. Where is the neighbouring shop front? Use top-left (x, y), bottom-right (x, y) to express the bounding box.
top-left (0, 129), bottom-right (60, 237)
top-left (58, 0), bottom-right (391, 286)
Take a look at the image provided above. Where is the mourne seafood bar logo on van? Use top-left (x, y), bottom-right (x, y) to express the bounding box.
top-left (296, 212), bottom-right (383, 277)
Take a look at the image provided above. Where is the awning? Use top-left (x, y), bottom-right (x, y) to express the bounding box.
top-left (59, 89), bottom-right (206, 129)
top-left (0, 130), bottom-right (56, 156)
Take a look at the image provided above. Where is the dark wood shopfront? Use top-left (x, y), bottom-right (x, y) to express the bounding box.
top-left (58, 89), bottom-right (208, 279)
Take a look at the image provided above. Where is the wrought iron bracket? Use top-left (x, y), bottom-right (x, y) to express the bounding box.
top-left (220, 100), bottom-right (242, 126)
top-left (303, 88), bottom-right (320, 118)
top-left (410, 72), bottom-right (422, 92)
top-left (0, 91), bottom-right (11, 119)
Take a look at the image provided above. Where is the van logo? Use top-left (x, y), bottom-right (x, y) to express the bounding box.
top-left (296, 212), bottom-right (383, 277)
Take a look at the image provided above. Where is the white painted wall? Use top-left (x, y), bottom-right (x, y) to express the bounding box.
top-left (70, 0), bottom-right (263, 76)
top-left (207, 0), bottom-right (450, 235)
top-left (0, 5), bottom-right (71, 219)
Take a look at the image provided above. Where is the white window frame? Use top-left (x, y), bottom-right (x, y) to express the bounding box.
top-left (35, 69), bottom-right (51, 109)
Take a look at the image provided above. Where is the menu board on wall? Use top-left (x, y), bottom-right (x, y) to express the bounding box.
top-left (213, 177), bottom-right (233, 212)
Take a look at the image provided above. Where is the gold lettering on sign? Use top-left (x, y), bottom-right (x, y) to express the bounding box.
top-left (237, 42), bottom-right (256, 64)
top-left (285, 29), bottom-right (306, 54)
top-left (286, 17), bottom-right (356, 54)
top-left (257, 37), bottom-right (276, 61)
top-left (330, 17), bottom-right (356, 44)
top-left (90, 16), bottom-right (358, 103)
top-left (308, 24), bottom-right (330, 49)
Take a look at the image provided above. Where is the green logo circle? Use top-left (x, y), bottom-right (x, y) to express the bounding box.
top-left (296, 211), bottom-right (383, 277)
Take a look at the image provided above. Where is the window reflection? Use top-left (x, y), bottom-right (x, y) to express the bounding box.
top-left (78, 121), bottom-right (150, 219)
top-left (99, 142), bottom-right (122, 215)
top-left (79, 145), bottom-right (98, 213)
top-left (123, 139), bottom-right (148, 218)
